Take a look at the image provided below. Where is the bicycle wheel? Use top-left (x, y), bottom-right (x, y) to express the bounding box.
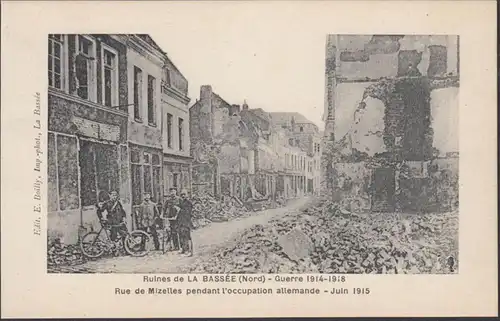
top-left (80, 232), bottom-right (106, 258)
top-left (123, 230), bottom-right (151, 257)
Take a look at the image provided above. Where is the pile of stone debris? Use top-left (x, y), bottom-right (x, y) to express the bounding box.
top-left (188, 198), bottom-right (459, 274)
top-left (191, 192), bottom-right (283, 229)
top-left (47, 238), bottom-right (88, 267)
top-left (47, 236), bottom-right (123, 269)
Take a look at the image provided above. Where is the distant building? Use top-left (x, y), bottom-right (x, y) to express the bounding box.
top-left (189, 86), bottom-right (319, 200)
top-left (269, 112), bottom-right (322, 196)
top-left (323, 35), bottom-right (459, 213)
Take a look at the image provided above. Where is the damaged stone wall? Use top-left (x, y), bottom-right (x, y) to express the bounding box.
top-left (325, 35), bottom-right (459, 213)
top-left (189, 86), bottom-right (259, 197)
top-left (334, 162), bottom-right (372, 212)
top-left (338, 76), bottom-right (458, 213)
top-left (336, 35), bottom-right (459, 79)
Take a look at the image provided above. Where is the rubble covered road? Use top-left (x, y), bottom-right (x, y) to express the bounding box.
top-left (48, 197), bottom-right (312, 273)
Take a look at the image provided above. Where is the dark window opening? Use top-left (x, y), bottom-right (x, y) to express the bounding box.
top-left (147, 75), bottom-right (156, 125)
top-left (167, 113), bottom-right (173, 148)
top-left (79, 140), bottom-right (119, 207)
top-left (178, 118), bottom-right (184, 151)
top-left (133, 66), bottom-right (142, 121)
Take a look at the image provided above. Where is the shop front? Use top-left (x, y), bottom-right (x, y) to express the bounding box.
top-left (47, 91), bottom-right (128, 244)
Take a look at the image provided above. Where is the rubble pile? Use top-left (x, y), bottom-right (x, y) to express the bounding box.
top-left (47, 238), bottom-right (88, 267)
top-left (188, 199), bottom-right (459, 274)
top-left (47, 237), bottom-right (123, 268)
top-left (191, 192), bottom-right (283, 229)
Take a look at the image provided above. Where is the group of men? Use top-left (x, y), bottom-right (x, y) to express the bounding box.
top-left (96, 188), bottom-right (194, 257)
top-left (136, 188), bottom-right (194, 256)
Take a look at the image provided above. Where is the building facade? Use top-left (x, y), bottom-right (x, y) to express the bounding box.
top-left (48, 34), bottom-right (191, 243)
top-left (48, 34), bottom-right (130, 243)
top-left (270, 112), bottom-right (322, 196)
top-left (323, 35), bottom-right (459, 213)
top-left (190, 86), bottom-right (256, 199)
top-left (160, 58), bottom-right (192, 199)
top-left (125, 35), bottom-right (164, 228)
top-left (189, 86), bottom-right (320, 201)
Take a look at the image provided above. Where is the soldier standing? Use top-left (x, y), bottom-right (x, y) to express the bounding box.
top-left (136, 192), bottom-right (160, 251)
top-left (178, 189), bottom-right (194, 256)
top-left (162, 187), bottom-right (181, 251)
top-left (96, 191), bottom-right (127, 242)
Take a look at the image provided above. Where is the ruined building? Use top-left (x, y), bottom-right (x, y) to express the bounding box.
top-left (48, 34), bottom-right (191, 243)
top-left (323, 35), bottom-right (459, 213)
top-left (189, 86), bottom-right (319, 200)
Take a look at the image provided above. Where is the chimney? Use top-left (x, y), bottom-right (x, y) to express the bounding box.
top-left (242, 99), bottom-right (249, 111)
top-left (200, 85), bottom-right (212, 113)
top-left (230, 104), bottom-right (241, 115)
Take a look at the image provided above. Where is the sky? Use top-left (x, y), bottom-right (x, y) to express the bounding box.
top-left (148, 4), bottom-right (327, 128)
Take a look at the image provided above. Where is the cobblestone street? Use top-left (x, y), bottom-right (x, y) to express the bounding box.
top-left (48, 197), bottom-right (312, 274)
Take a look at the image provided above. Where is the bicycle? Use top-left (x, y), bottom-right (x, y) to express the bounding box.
top-left (80, 220), bottom-right (151, 258)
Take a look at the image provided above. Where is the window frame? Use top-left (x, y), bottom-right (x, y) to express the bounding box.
top-left (133, 66), bottom-right (143, 122)
top-left (130, 149), bottom-right (143, 206)
top-left (100, 43), bottom-right (119, 108)
top-left (75, 35), bottom-right (98, 103)
top-left (147, 75), bottom-right (157, 126)
top-left (166, 113), bottom-right (173, 149)
top-left (178, 117), bottom-right (184, 151)
top-left (48, 34), bottom-right (69, 92)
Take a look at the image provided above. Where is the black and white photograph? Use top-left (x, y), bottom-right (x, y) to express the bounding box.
top-left (46, 34), bottom-right (460, 275)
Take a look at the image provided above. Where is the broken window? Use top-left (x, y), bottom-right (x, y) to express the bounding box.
top-left (147, 75), bottom-right (156, 125)
top-left (133, 66), bottom-right (143, 121)
top-left (397, 50), bottom-right (422, 77)
top-left (427, 45), bottom-right (448, 77)
top-left (76, 36), bottom-right (96, 101)
top-left (102, 47), bottom-right (117, 107)
top-left (79, 140), bottom-right (119, 207)
top-left (48, 34), bottom-right (65, 90)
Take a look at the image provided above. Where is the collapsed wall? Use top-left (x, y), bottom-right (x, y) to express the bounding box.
top-left (324, 76), bottom-right (459, 214)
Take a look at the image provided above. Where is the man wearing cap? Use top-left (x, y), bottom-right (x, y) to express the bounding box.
top-left (136, 192), bottom-right (161, 251)
top-left (178, 189), bottom-right (194, 256)
top-left (96, 190), bottom-right (127, 242)
top-left (162, 187), bottom-right (181, 251)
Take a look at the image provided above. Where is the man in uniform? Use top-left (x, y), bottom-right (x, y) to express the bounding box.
top-left (162, 187), bottom-right (181, 251)
top-left (136, 192), bottom-right (161, 251)
top-left (96, 191), bottom-right (127, 242)
top-left (178, 189), bottom-right (194, 256)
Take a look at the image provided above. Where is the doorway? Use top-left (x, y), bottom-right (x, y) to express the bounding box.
top-left (371, 167), bottom-right (396, 212)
